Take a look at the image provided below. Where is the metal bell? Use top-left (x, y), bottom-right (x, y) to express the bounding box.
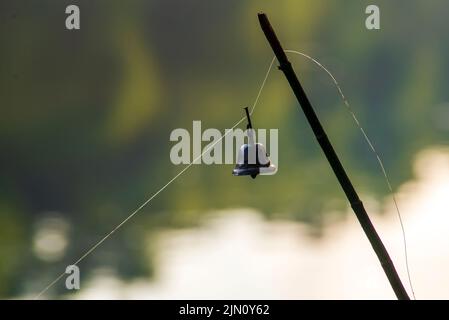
top-left (232, 108), bottom-right (277, 179)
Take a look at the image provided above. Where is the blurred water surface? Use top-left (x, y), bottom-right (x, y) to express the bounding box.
top-left (69, 147), bottom-right (449, 299)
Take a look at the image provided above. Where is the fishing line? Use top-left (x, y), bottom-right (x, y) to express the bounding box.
top-left (250, 56), bottom-right (276, 115)
top-left (282, 49), bottom-right (416, 299)
top-left (33, 58), bottom-right (275, 299)
top-left (249, 50), bottom-right (415, 299)
top-left (35, 50), bottom-right (415, 300)
top-left (34, 118), bottom-right (244, 299)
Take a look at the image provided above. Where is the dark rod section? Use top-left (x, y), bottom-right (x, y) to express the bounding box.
top-left (257, 12), bottom-right (410, 300)
top-left (244, 107), bottom-right (253, 129)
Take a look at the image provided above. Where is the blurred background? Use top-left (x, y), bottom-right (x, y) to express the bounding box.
top-left (1, 0), bottom-right (449, 299)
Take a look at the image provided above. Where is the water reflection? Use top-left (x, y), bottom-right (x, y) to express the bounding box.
top-left (75, 147), bottom-right (449, 299)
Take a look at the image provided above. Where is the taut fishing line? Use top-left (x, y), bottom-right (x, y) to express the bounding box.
top-left (33, 56), bottom-right (273, 300)
top-left (35, 50), bottom-right (415, 300)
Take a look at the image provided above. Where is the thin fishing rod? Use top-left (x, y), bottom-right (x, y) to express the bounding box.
top-left (258, 12), bottom-right (410, 300)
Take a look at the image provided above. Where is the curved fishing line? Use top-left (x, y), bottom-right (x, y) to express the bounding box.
top-left (283, 49), bottom-right (416, 299)
top-left (250, 50), bottom-right (415, 299)
top-left (33, 59), bottom-right (276, 300)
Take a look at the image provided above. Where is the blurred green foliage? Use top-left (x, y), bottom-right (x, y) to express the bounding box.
top-left (0, 0), bottom-right (448, 297)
